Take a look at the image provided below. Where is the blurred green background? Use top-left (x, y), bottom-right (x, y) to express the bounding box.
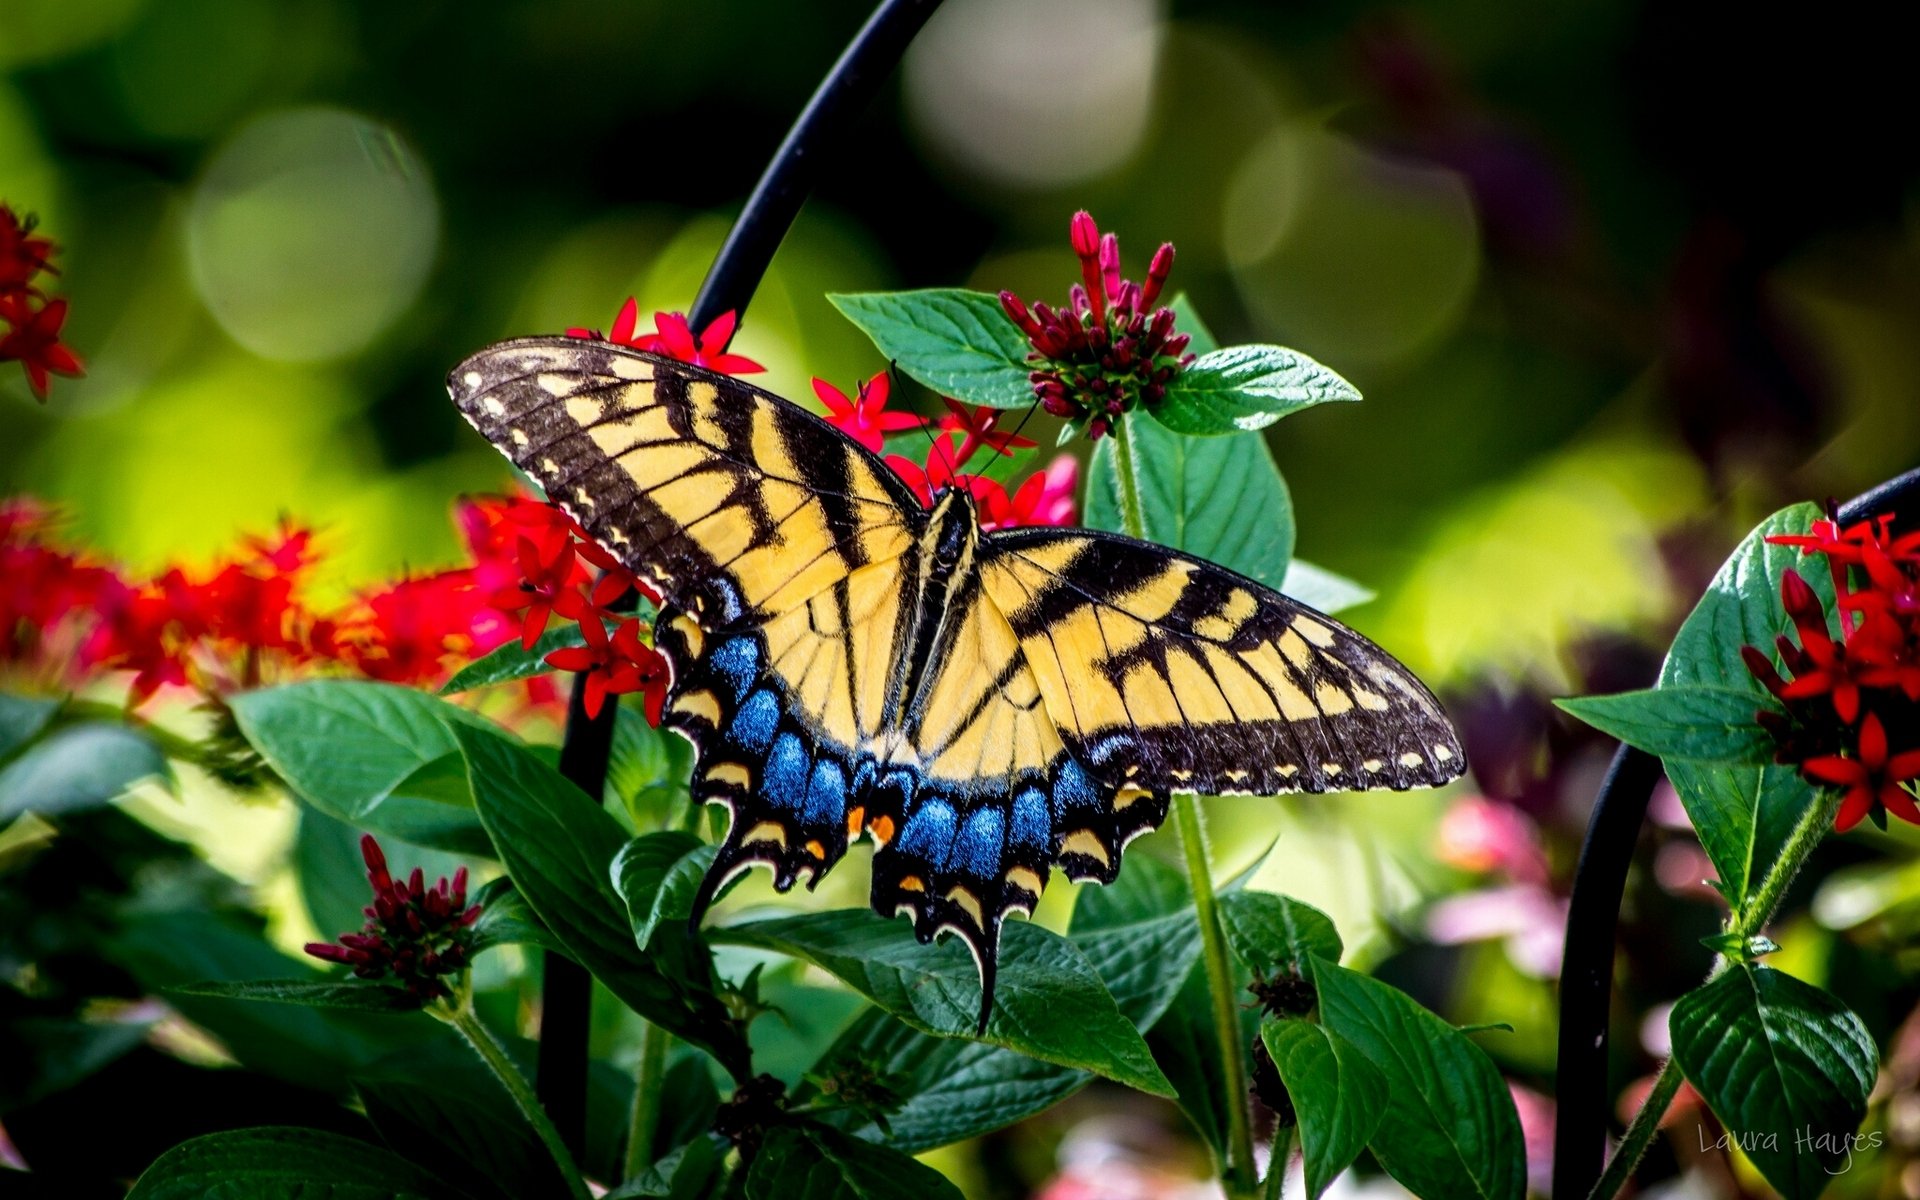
top-left (9, 0), bottom-right (1920, 1194)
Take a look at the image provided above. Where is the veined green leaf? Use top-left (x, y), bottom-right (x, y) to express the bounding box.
top-left (1262, 1018), bottom-right (1389, 1199)
top-left (440, 624), bottom-right (587, 695)
top-left (829, 289), bottom-right (1034, 409)
top-left (1152, 344), bottom-right (1360, 436)
top-left (611, 830), bottom-right (713, 950)
top-left (1670, 965), bottom-right (1876, 1199)
top-left (168, 978), bottom-right (424, 1013)
top-left (1556, 685), bottom-right (1777, 765)
top-left (745, 1123), bottom-right (963, 1200)
top-left (126, 1127), bottom-right (461, 1199)
top-left (1219, 891), bottom-right (1343, 978)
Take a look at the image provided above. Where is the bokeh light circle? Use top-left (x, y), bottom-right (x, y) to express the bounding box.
top-left (904, 0), bottom-right (1164, 190)
top-left (186, 107), bottom-right (438, 362)
top-left (1223, 124), bottom-right (1481, 369)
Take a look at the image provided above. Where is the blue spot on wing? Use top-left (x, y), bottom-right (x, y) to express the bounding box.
top-left (764, 733), bottom-right (809, 809)
top-left (707, 636), bottom-right (760, 703)
top-left (1010, 789), bottom-right (1050, 854)
top-left (898, 797), bottom-right (957, 860)
top-left (731, 689), bottom-right (781, 754)
top-left (949, 808), bottom-right (1004, 878)
top-left (1053, 759), bottom-right (1099, 818)
top-left (803, 759), bottom-right (847, 827)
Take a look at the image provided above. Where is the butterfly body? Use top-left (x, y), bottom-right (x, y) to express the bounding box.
top-left (449, 337), bottom-right (1465, 1029)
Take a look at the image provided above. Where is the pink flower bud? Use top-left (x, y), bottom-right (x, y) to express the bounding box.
top-left (1069, 210), bottom-right (1100, 259)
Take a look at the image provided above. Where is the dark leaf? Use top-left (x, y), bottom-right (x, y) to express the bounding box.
top-left (125, 1126), bottom-right (461, 1199)
top-left (440, 623), bottom-right (587, 694)
top-left (612, 830), bottom-right (713, 950)
top-left (1262, 1018), bottom-right (1389, 1199)
top-left (1670, 965), bottom-right (1877, 1199)
top-left (1314, 958), bottom-right (1525, 1200)
top-left (744, 1122), bottom-right (964, 1200)
top-left (0, 691), bottom-right (58, 761)
top-left (168, 978), bottom-right (424, 1013)
top-left (0, 722), bottom-right (170, 821)
top-left (1219, 891), bottom-right (1343, 978)
top-left (715, 909), bottom-right (1172, 1095)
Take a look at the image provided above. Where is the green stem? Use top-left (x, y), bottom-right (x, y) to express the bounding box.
top-left (1586, 786), bottom-right (1842, 1200)
top-left (1175, 793), bottom-right (1256, 1197)
top-left (1263, 1127), bottom-right (1293, 1200)
top-left (1109, 412), bottom-right (1149, 542)
top-left (436, 994), bottom-right (592, 1200)
top-left (1113, 415), bottom-right (1253, 1197)
top-left (623, 1019), bottom-right (673, 1180)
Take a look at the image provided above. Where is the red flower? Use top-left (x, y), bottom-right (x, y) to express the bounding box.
top-left (1769, 569), bottom-right (1866, 723)
top-left (990, 455), bottom-right (1078, 530)
top-left (305, 835), bottom-right (482, 1002)
top-left (813, 372), bottom-right (927, 453)
top-left (999, 211), bottom-right (1190, 440)
top-left (1804, 714), bottom-right (1920, 832)
top-left (936, 399), bottom-right (1036, 467)
top-left (569, 299), bottom-right (763, 375)
top-left (545, 616), bottom-right (669, 722)
top-left (487, 536), bottom-right (582, 650)
top-left (0, 294), bottom-right (84, 399)
top-left (1, 206), bottom-right (57, 292)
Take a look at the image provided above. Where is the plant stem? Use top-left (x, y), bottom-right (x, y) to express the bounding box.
top-left (623, 1019), bottom-right (673, 1180)
top-left (1175, 796), bottom-right (1257, 1197)
top-left (1112, 415), bottom-right (1253, 1196)
top-left (1585, 786), bottom-right (1842, 1200)
top-left (436, 995), bottom-right (592, 1200)
top-left (1263, 1128), bottom-right (1293, 1200)
top-left (1109, 413), bottom-right (1149, 542)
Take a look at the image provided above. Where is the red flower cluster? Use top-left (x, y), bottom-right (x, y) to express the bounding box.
top-left (813, 371), bottom-right (927, 453)
top-left (305, 835), bottom-right (481, 1002)
top-left (567, 299), bottom-right (763, 375)
top-left (1, 204), bottom-right (83, 400)
top-left (886, 435), bottom-right (1079, 532)
top-left (1, 491), bottom-right (673, 717)
top-left (1744, 513), bottom-right (1920, 831)
top-left (999, 211), bottom-right (1192, 440)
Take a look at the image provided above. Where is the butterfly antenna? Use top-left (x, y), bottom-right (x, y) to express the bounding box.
top-left (1002, 388), bottom-right (1048, 455)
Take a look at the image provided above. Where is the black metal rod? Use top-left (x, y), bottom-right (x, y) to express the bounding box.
top-left (534, 0), bottom-right (946, 1154)
top-left (1553, 465), bottom-right (1920, 1198)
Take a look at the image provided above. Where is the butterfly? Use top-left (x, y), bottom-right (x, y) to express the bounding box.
top-left (449, 337), bottom-right (1466, 1030)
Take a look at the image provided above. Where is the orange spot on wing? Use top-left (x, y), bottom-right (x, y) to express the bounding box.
top-left (867, 814), bottom-right (895, 846)
top-left (846, 806), bottom-right (866, 840)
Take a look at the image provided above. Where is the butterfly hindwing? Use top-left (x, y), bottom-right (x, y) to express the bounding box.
top-left (977, 527), bottom-right (1465, 796)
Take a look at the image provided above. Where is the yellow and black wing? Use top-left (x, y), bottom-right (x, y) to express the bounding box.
top-left (976, 527), bottom-right (1465, 798)
top-left (449, 338), bottom-right (920, 622)
top-left (449, 338), bottom-right (924, 905)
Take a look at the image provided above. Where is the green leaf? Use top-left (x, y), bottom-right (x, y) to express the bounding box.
top-left (1146, 958), bottom-right (1248, 1157)
top-left (1219, 891), bottom-right (1343, 978)
top-left (440, 624), bottom-right (587, 695)
top-left (608, 1136), bottom-right (722, 1199)
top-left (1152, 344), bottom-right (1360, 436)
top-left (745, 1123), bottom-right (964, 1200)
top-left (127, 1126), bottom-right (462, 1200)
top-left (1313, 958), bottom-right (1525, 1200)
top-left (612, 830), bottom-right (713, 950)
top-left (1262, 1018), bottom-right (1390, 1199)
top-left (1658, 503), bottom-right (1829, 910)
top-left (108, 909), bottom-right (430, 1094)
top-left (357, 1070), bottom-right (572, 1200)
top-left (715, 909), bottom-right (1173, 1096)
top-left (0, 722), bottom-right (170, 821)
top-left (809, 1009), bottom-right (1088, 1152)
top-left (230, 681), bottom-right (495, 854)
top-left (0, 691), bottom-right (58, 760)
top-left (1086, 411), bottom-right (1296, 590)
top-left (450, 721), bottom-right (747, 1078)
top-left (1066, 856), bottom-right (1204, 1027)
top-left (829, 289), bottom-right (1034, 409)
top-left (1281, 560), bottom-right (1375, 615)
top-left (468, 876), bottom-right (567, 958)
top-left (609, 703), bottom-right (694, 824)
top-left (1670, 965), bottom-right (1876, 1199)
top-left (168, 977), bottom-right (425, 1012)
top-left (1556, 686), bottom-right (1777, 764)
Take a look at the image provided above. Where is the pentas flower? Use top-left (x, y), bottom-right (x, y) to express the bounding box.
top-left (568, 298), bottom-right (763, 375)
top-left (1, 205), bottom-right (83, 400)
top-left (813, 371), bottom-right (927, 453)
top-left (999, 211), bottom-right (1192, 441)
top-left (305, 835), bottom-right (482, 1003)
top-left (937, 400), bottom-right (1035, 467)
top-left (1747, 511), bottom-right (1920, 832)
top-left (885, 437), bottom-right (965, 509)
top-left (883, 439), bottom-right (1078, 532)
top-left (545, 616), bottom-right (669, 723)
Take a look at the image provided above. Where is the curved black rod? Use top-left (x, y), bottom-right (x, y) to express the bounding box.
top-left (1553, 464), bottom-right (1920, 1197)
top-left (535, 0), bottom-right (946, 1156)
